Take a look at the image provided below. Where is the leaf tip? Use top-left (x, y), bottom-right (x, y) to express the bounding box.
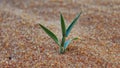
top-left (39, 24), bottom-right (42, 27)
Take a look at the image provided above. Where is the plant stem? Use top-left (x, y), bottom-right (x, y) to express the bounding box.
top-left (59, 46), bottom-right (65, 54)
top-left (61, 37), bottom-right (66, 47)
top-left (60, 36), bottom-right (66, 54)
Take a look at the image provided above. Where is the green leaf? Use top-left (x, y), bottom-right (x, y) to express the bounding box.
top-left (64, 40), bottom-right (71, 49)
top-left (64, 37), bottom-right (79, 49)
top-left (60, 13), bottom-right (66, 37)
top-left (39, 24), bottom-right (60, 46)
top-left (66, 12), bottom-right (82, 37)
top-left (72, 37), bottom-right (79, 40)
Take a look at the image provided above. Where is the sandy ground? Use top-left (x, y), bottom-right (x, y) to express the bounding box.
top-left (0, 0), bottom-right (120, 68)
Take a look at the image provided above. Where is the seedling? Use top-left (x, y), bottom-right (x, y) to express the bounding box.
top-left (39, 12), bottom-right (82, 54)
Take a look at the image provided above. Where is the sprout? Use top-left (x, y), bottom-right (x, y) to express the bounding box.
top-left (39, 12), bottom-right (82, 54)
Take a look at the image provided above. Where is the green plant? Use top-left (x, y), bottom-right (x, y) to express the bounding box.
top-left (39, 12), bottom-right (82, 54)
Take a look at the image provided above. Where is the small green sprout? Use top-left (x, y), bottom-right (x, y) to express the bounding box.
top-left (39, 12), bottom-right (82, 54)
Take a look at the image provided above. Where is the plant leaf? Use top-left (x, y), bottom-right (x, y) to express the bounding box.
top-left (66, 12), bottom-right (82, 37)
top-left (39, 24), bottom-right (60, 46)
top-left (64, 40), bottom-right (71, 49)
top-left (72, 37), bottom-right (79, 40)
top-left (64, 37), bottom-right (79, 49)
top-left (60, 13), bottom-right (66, 37)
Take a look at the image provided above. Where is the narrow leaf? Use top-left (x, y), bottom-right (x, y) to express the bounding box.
top-left (39, 24), bottom-right (60, 46)
top-left (60, 13), bottom-right (66, 37)
top-left (72, 37), bottom-right (79, 40)
top-left (66, 12), bottom-right (82, 37)
top-left (64, 37), bottom-right (79, 49)
top-left (64, 40), bottom-right (71, 49)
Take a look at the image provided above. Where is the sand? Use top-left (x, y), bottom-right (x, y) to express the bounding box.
top-left (0, 0), bottom-right (120, 68)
